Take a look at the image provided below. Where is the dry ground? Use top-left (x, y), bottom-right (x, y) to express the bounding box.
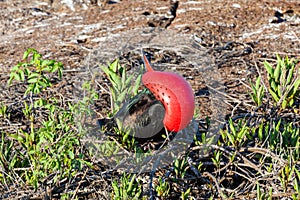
top-left (0, 0), bottom-right (300, 199)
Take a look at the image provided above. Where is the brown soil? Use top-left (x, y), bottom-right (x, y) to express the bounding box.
top-left (1, 0), bottom-right (299, 121)
top-left (0, 0), bottom-right (299, 199)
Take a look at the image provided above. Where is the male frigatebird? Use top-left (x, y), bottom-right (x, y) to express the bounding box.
top-left (99, 52), bottom-right (195, 139)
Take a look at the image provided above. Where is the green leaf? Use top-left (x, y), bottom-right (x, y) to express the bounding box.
top-left (250, 82), bottom-right (257, 95)
top-left (258, 86), bottom-right (264, 98)
top-left (33, 83), bottom-right (41, 94)
top-left (258, 123), bottom-right (263, 140)
top-left (42, 66), bottom-right (51, 72)
top-left (39, 80), bottom-right (48, 88)
top-left (274, 62), bottom-right (281, 82)
top-left (27, 77), bottom-right (38, 83)
top-left (100, 65), bottom-right (121, 90)
top-left (126, 174), bottom-right (136, 193)
top-left (14, 71), bottom-right (22, 81)
top-left (281, 99), bottom-right (287, 109)
top-left (24, 67), bottom-right (30, 75)
top-left (132, 75), bottom-right (142, 95)
top-left (28, 72), bottom-right (39, 79)
top-left (58, 67), bottom-right (63, 78)
top-left (7, 75), bottom-right (14, 85)
top-left (286, 66), bottom-right (294, 85)
top-left (227, 131), bottom-right (235, 146)
top-left (110, 73), bottom-right (122, 90)
top-left (110, 59), bottom-right (119, 72)
top-left (270, 79), bottom-right (278, 93)
top-left (19, 71), bottom-right (27, 81)
top-left (68, 151), bottom-right (75, 159)
top-left (229, 118), bottom-right (236, 136)
top-left (11, 64), bottom-right (20, 71)
top-left (49, 59), bottom-right (56, 66)
top-left (255, 76), bottom-right (261, 90)
top-left (41, 74), bottom-right (50, 84)
top-left (288, 165), bottom-right (295, 181)
top-left (294, 179), bottom-right (299, 195)
top-left (292, 79), bottom-right (300, 95)
top-left (237, 123), bottom-right (248, 141)
top-left (9, 133), bottom-right (24, 142)
top-left (289, 98), bottom-right (295, 107)
top-left (41, 60), bottom-right (50, 68)
top-left (117, 89), bottom-right (128, 103)
top-left (10, 73), bottom-right (19, 82)
top-left (280, 66), bottom-right (287, 87)
top-left (275, 119), bottom-right (281, 132)
top-left (23, 49), bottom-right (31, 60)
top-left (133, 189), bottom-right (142, 199)
top-left (51, 63), bottom-right (58, 72)
top-left (32, 51), bottom-right (41, 63)
top-left (278, 85), bottom-right (282, 97)
top-left (269, 89), bottom-right (279, 102)
top-left (257, 183), bottom-right (262, 200)
top-left (264, 61), bottom-right (274, 77)
top-left (100, 65), bottom-right (111, 75)
top-left (295, 168), bottom-right (300, 180)
top-left (121, 65), bottom-right (126, 86)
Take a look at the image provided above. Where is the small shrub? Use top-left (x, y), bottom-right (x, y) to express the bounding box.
top-left (8, 48), bottom-right (63, 94)
top-left (111, 173), bottom-right (143, 200)
top-left (264, 55), bottom-right (300, 109)
top-left (100, 59), bottom-right (141, 116)
top-left (1, 48), bottom-right (90, 189)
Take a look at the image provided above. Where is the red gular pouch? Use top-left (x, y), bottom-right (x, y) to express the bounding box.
top-left (142, 53), bottom-right (195, 132)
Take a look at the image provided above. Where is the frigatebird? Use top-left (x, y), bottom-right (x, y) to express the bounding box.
top-left (99, 52), bottom-right (195, 140)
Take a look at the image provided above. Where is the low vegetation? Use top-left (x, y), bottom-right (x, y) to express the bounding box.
top-left (0, 48), bottom-right (299, 199)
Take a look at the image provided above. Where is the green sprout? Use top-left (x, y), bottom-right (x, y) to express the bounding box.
top-left (100, 59), bottom-right (142, 116)
top-left (264, 55), bottom-right (300, 109)
top-left (111, 173), bottom-right (143, 200)
top-left (8, 48), bottom-right (63, 94)
top-left (250, 76), bottom-right (265, 107)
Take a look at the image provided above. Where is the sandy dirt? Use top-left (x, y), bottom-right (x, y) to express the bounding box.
top-left (0, 0), bottom-right (299, 199)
